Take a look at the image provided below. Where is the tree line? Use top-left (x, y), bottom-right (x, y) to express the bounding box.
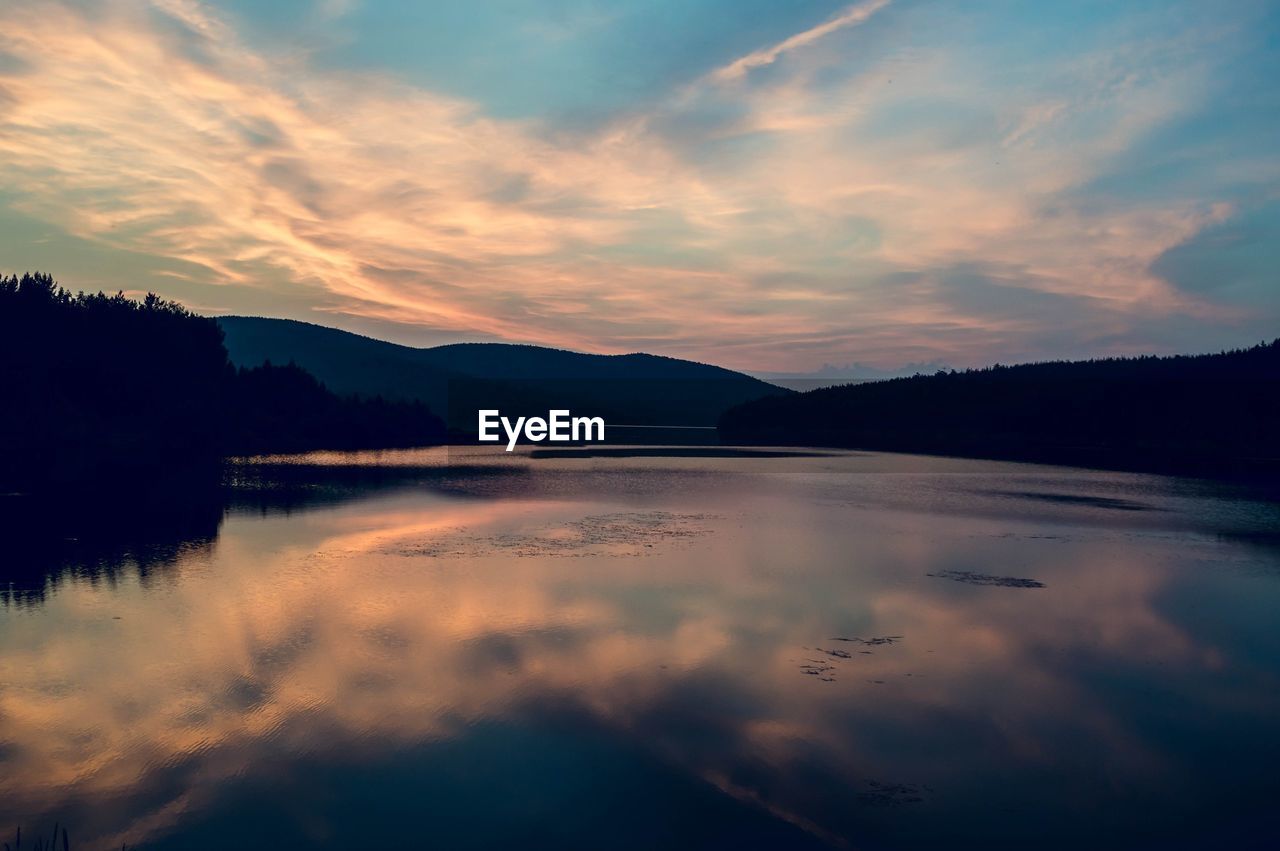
top-left (718, 340), bottom-right (1280, 475)
top-left (0, 272), bottom-right (445, 489)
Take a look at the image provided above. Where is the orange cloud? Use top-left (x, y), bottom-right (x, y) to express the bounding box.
top-left (0, 0), bottom-right (1255, 369)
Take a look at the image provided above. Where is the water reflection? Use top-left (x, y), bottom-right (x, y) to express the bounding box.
top-left (2, 449), bottom-right (1279, 849)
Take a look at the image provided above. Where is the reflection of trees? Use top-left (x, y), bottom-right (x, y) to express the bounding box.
top-left (2, 457), bottom-right (539, 607)
top-left (4, 460), bottom-right (1279, 848)
top-left (1, 463), bottom-right (454, 607)
top-left (1, 471), bottom-right (224, 607)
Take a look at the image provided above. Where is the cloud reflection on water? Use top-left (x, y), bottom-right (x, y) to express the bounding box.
top-left (1, 450), bottom-right (1278, 848)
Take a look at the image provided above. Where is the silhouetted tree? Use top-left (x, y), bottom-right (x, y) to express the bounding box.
top-left (719, 341), bottom-right (1280, 475)
top-left (0, 273), bottom-right (445, 490)
top-left (225, 360), bottom-right (445, 453)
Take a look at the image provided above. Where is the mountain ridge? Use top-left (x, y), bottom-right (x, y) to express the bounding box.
top-left (217, 315), bottom-right (788, 433)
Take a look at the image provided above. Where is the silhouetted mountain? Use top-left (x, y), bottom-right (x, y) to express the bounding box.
top-left (0, 273), bottom-right (445, 490)
top-left (218, 316), bottom-right (788, 434)
top-left (751, 360), bottom-right (952, 390)
top-left (219, 315), bottom-right (461, 404)
top-left (719, 342), bottom-right (1280, 476)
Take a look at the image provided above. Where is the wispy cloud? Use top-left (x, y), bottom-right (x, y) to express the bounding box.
top-left (711, 0), bottom-right (892, 82)
top-left (0, 0), bottom-right (1273, 369)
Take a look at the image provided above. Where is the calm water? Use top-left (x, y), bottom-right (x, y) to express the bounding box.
top-left (3, 447), bottom-right (1280, 849)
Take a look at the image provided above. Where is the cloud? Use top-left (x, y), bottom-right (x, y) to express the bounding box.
top-left (0, 1), bottom-right (702, 342)
top-left (710, 0), bottom-right (892, 82)
top-left (1151, 198), bottom-right (1280, 309)
top-left (0, 0), bottom-right (1273, 370)
top-left (0, 478), bottom-right (1229, 847)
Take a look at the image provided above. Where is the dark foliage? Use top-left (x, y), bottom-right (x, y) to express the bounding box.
top-left (226, 360), bottom-right (445, 453)
top-left (2, 823), bottom-right (132, 850)
top-left (0, 273), bottom-right (444, 490)
top-left (0, 273), bottom-right (227, 486)
top-left (718, 342), bottom-right (1280, 475)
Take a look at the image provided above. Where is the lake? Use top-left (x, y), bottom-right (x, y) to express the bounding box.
top-left (2, 447), bottom-right (1279, 849)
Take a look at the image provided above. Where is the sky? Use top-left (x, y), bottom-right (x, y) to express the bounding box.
top-left (0, 0), bottom-right (1276, 372)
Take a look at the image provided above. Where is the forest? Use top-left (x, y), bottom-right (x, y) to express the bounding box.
top-left (0, 272), bottom-right (445, 490)
top-left (718, 340), bottom-right (1280, 475)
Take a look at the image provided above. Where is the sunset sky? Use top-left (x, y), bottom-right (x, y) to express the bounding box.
top-left (0, 0), bottom-right (1276, 371)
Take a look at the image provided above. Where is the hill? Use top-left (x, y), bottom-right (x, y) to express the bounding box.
top-left (218, 316), bottom-right (787, 435)
top-left (718, 342), bottom-right (1280, 475)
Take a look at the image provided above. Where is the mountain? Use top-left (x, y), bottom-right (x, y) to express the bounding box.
top-left (720, 342), bottom-right (1280, 476)
top-left (218, 316), bottom-right (787, 436)
top-left (751, 360), bottom-right (952, 391)
top-left (748, 376), bottom-right (876, 393)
